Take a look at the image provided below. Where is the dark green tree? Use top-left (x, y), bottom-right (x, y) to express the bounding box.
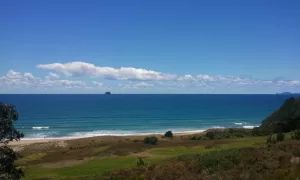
top-left (0, 103), bottom-right (24, 180)
top-left (253, 97), bottom-right (300, 135)
top-left (164, 131), bottom-right (173, 138)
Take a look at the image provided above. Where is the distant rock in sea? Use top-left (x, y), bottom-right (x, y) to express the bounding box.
top-left (105, 92), bottom-right (111, 95)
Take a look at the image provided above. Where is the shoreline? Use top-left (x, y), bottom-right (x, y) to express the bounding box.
top-left (9, 131), bottom-right (209, 146)
top-left (15, 125), bottom-right (258, 141)
top-left (8, 127), bottom-right (256, 146)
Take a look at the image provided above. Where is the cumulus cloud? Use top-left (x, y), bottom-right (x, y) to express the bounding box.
top-left (37, 62), bottom-right (177, 81)
top-left (177, 74), bottom-right (196, 81)
top-left (134, 82), bottom-right (154, 88)
top-left (120, 82), bottom-right (155, 89)
top-left (0, 70), bottom-right (85, 90)
top-left (46, 72), bottom-right (60, 79)
top-left (7, 70), bottom-right (22, 79)
top-left (92, 81), bottom-right (104, 87)
top-left (2, 62), bottom-right (300, 93)
top-left (276, 80), bottom-right (300, 86)
top-left (196, 74), bottom-right (216, 82)
top-left (36, 62), bottom-right (300, 87)
top-left (24, 72), bottom-right (34, 79)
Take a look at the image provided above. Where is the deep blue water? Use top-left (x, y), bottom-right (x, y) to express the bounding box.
top-left (0, 94), bottom-right (297, 139)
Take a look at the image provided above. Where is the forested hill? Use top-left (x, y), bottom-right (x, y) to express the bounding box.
top-left (253, 97), bottom-right (300, 135)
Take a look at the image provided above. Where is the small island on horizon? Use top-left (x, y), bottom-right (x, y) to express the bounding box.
top-left (105, 92), bottom-right (111, 95)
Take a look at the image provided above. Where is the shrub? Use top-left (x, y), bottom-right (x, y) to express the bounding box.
top-left (143, 136), bottom-right (158, 145)
top-left (291, 130), bottom-right (300, 140)
top-left (190, 136), bottom-right (202, 140)
top-left (205, 131), bottom-right (215, 140)
top-left (276, 133), bottom-right (285, 142)
top-left (195, 149), bottom-right (244, 173)
top-left (202, 137), bottom-right (209, 140)
top-left (266, 134), bottom-right (277, 144)
top-left (267, 135), bottom-right (273, 144)
top-left (164, 131), bottom-right (173, 138)
top-left (136, 157), bottom-right (147, 167)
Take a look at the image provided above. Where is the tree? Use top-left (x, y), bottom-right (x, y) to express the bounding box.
top-left (0, 103), bottom-right (24, 180)
top-left (164, 131), bottom-right (173, 138)
top-left (254, 97), bottom-right (300, 135)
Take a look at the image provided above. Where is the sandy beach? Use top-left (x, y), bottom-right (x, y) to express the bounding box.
top-left (9, 130), bottom-right (208, 146)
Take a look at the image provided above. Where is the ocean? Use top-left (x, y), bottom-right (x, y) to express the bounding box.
top-left (0, 94), bottom-right (297, 140)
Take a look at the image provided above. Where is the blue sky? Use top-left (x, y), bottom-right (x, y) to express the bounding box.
top-left (1, 0), bottom-right (299, 94)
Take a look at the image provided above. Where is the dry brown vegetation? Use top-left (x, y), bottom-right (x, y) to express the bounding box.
top-left (106, 140), bottom-right (300, 180)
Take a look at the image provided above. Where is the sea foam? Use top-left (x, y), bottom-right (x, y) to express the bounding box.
top-left (32, 126), bottom-right (50, 130)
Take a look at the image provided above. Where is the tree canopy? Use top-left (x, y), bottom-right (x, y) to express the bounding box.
top-left (253, 97), bottom-right (300, 135)
top-left (0, 103), bottom-right (24, 180)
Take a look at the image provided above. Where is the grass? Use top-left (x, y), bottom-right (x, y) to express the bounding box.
top-left (148, 136), bottom-right (265, 157)
top-left (149, 146), bottom-right (206, 156)
top-left (20, 136), bottom-right (267, 180)
top-left (23, 157), bottom-right (164, 180)
top-left (17, 153), bottom-right (47, 165)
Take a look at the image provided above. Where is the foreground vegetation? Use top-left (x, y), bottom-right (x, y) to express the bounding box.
top-left (112, 141), bottom-right (300, 180)
top-left (16, 135), bottom-right (267, 180)
top-left (9, 133), bottom-right (298, 180)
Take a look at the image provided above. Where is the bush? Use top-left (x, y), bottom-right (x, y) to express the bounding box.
top-left (266, 135), bottom-right (272, 144)
top-left (265, 133), bottom-right (285, 145)
top-left (195, 149), bottom-right (244, 173)
top-left (164, 131), bottom-right (173, 138)
top-left (190, 136), bottom-right (202, 140)
top-left (205, 131), bottom-right (215, 140)
top-left (276, 133), bottom-right (285, 142)
top-left (266, 134), bottom-right (277, 144)
top-left (136, 157), bottom-right (147, 167)
top-left (143, 136), bottom-right (158, 145)
top-left (291, 130), bottom-right (300, 140)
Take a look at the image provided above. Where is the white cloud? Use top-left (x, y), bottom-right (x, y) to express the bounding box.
top-left (46, 72), bottom-right (60, 79)
top-left (2, 61), bottom-right (300, 94)
top-left (196, 74), bottom-right (216, 81)
top-left (120, 82), bottom-right (155, 89)
top-left (24, 72), bottom-right (34, 79)
top-left (92, 81), bottom-right (104, 86)
top-left (177, 74), bottom-right (196, 81)
top-left (7, 70), bottom-right (22, 79)
top-left (37, 62), bottom-right (177, 81)
top-left (134, 82), bottom-right (154, 88)
top-left (35, 62), bottom-right (300, 89)
top-left (276, 80), bottom-right (300, 86)
top-left (0, 70), bottom-right (85, 90)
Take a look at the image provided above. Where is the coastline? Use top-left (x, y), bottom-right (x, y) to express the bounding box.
top-left (9, 130), bottom-right (209, 146)
top-left (8, 127), bottom-right (257, 146)
top-left (15, 125), bottom-right (259, 143)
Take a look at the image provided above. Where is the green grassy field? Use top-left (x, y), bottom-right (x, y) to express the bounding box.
top-left (18, 136), bottom-right (267, 180)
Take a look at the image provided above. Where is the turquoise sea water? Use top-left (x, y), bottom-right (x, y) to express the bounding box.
top-left (0, 94), bottom-right (297, 139)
